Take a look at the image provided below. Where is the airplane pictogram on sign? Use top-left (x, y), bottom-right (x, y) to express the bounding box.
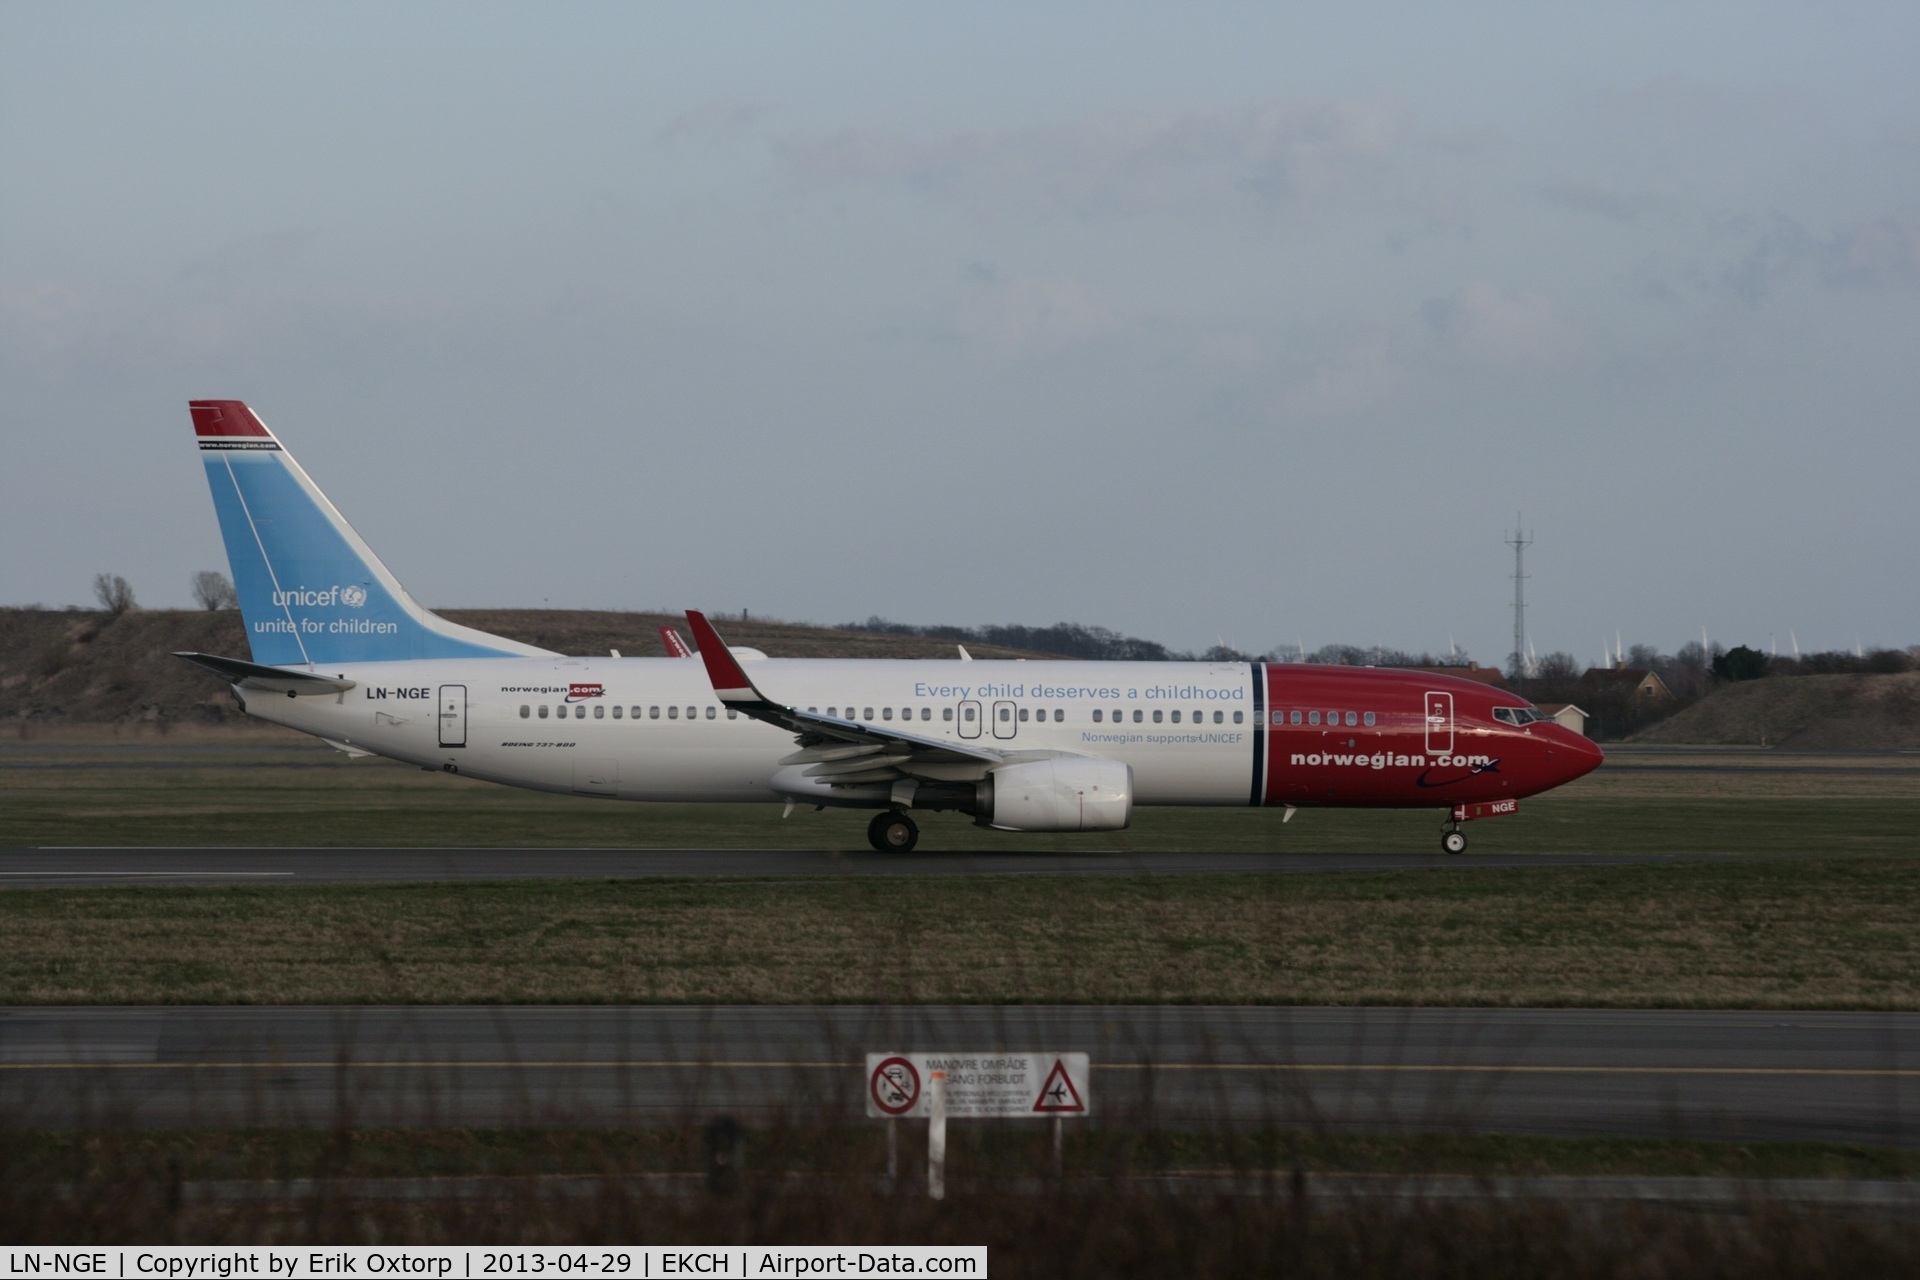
top-left (1031, 1057), bottom-right (1086, 1113)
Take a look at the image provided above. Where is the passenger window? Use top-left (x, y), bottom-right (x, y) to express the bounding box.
top-left (1170, 710), bottom-right (1181, 724)
top-left (1233, 710), bottom-right (1244, 724)
top-left (650, 706), bottom-right (660, 719)
top-left (538, 705), bottom-right (549, 719)
top-left (998, 706), bottom-right (1010, 722)
top-left (827, 707), bottom-right (837, 718)
top-left (1213, 710), bottom-right (1223, 724)
top-left (1345, 711), bottom-right (1358, 726)
top-left (963, 706), bottom-right (975, 722)
top-left (520, 705), bottom-right (530, 719)
top-left (668, 706), bottom-right (678, 719)
top-left (922, 708), bottom-right (932, 721)
top-left (1152, 710), bottom-right (1163, 723)
top-left (1290, 710), bottom-right (1302, 725)
top-left (1309, 711), bottom-right (1321, 726)
top-left (612, 706), bottom-right (622, 719)
top-left (575, 705), bottom-right (586, 719)
top-left (1133, 710), bottom-right (1143, 723)
top-left (1018, 708), bottom-right (1029, 722)
top-left (883, 708), bottom-right (894, 721)
top-left (594, 706), bottom-right (604, 719)
top-left (1271, 711), bottom-right (1284, 725)
top-left (864, 707), bottom-right (874, 721)
top-left (1192, 710), bottom-right (1202, 723)
top-left (687, 707), bottom-right (697, 720)
top-left (1054, 709), bottom-right (1064, 722)
top-left (727, 709), bottom-right (738, 719)
top-left (706, 706), bottom-right (716, 719)
top-left (1364, 711), bottom-right (1376, 726)
top-left (944, 707), bottom-right (954, 722)
top-left (1092, 709), bottom-right (1103, 723)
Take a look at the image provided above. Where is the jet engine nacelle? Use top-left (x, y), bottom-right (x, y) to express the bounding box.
top-left (983, 757), bottom-right (1132, 832)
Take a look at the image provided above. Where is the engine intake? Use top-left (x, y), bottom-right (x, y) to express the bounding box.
top-left (981, 757), bottom-right (1132, 832)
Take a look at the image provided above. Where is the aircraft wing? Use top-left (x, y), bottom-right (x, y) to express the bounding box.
top-left (685, 610), bottom-right (1006, 785)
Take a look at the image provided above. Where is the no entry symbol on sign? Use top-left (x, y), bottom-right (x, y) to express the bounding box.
top-left (870, 1056), bottom-right (921, 1115)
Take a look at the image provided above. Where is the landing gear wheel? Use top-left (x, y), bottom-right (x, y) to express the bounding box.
top-left (868, 810), bottom-right (919, 854)
top-left (1442, 829), bottom-right (1468, 856)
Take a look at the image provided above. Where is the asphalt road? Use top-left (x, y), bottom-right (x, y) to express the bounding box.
top-left (0, 846), bottom-right (1699, 884)
top-left (2, 1006), bottom-right (1913, 1145)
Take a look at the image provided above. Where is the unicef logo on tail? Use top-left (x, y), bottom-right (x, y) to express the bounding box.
top-left (270, 585), bottom-right (371, 609)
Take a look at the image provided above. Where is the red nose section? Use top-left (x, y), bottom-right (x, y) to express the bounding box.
top-left (1550, 728), bottom-right (1604, 786)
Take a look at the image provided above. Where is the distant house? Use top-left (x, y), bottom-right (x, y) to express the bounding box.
top-left (1535, 702), bottom-right (1590, 737)
top-left (1580, 667), bottom-right (1675, 705)
top-left (1413, 663), bottom-right (1509, 689)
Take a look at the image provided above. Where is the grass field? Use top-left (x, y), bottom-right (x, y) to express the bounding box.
top-left (4, 734), bottom-right (1919, 855)
top-left (3, 737), bottom-right (1918, 1007)
top-left (1, 859), bottom-right (1915, 1006)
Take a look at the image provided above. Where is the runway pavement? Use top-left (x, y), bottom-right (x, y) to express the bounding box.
top-left (0, 846), bottom-right (1701, 884)
top-left (3, 1006), bottom-right (1913, 1145)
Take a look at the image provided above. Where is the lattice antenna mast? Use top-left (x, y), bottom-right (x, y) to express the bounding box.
top-left (1506, 515), bottom-right (1532, 679)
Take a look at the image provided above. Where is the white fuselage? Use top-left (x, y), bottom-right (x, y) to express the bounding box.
top-left (250, 656), bottom-right (1259, 806)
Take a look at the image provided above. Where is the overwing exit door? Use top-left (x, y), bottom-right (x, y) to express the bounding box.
top-left (957, 700), bottom-right (982, 739)
top-left (438, 685), bottom-right (467, 748)
top-left (992, 700), bottom-right (1018, 740)
top-left (1423, 691), bottom-right (1453, 754)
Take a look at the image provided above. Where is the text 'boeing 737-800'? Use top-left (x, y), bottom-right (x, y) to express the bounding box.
top-left (177, 400), bottom-right (1602, 854)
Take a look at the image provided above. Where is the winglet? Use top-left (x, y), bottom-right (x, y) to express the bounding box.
top-left (659, 625), bottom-right (695, 658)
top-left (686, 610), bottom-right (759, 703)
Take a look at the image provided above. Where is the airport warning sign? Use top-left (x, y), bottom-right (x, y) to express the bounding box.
top-left (864, 1052), bottom-right (1090, 1118)
top-left (869, 1055), bottom-right (921, 1116)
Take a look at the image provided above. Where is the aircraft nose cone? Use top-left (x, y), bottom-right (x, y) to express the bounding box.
top-left (1556, 731), bottom-right (1604, 783)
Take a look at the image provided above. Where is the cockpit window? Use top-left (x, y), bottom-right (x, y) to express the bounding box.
top-left (1493, 705), bottom-right (1551, 726)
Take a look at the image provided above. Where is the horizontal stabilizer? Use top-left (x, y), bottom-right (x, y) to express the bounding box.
top-left (172, 651), bottom-right (357, 696)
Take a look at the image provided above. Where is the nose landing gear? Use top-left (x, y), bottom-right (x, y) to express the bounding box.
top-left (1441, 826), bottom-right (1467, 855)
top-left (868, 810), bottom-right (920, 854)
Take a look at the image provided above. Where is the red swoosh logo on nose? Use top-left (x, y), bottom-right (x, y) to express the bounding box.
top-left (1414, 759), bottom-right (1501, 788)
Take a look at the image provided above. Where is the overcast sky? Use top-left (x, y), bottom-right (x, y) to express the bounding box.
top-left (4, 3), bottom-right (1916, 663)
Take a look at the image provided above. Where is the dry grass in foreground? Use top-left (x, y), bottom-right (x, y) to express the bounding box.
top-left (1, 859), bottom-right (1915, 1007)
top-left (10, 1188), bottom-right (1914, 1277)
top-left (2, 1126), bottom-right (1916, 1275)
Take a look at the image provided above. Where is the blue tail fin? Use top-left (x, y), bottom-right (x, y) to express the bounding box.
top-left (191, 400), bottom-right (555, 666)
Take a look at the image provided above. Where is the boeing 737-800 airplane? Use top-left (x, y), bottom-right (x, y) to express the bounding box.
top-left (177, 400), bottom-right (1601, 853)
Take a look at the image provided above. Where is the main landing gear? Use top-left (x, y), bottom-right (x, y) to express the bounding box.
top-left (868, 810), bottom-right (920, 854)
top-left (1441, 826), bottom-right (1468, 856)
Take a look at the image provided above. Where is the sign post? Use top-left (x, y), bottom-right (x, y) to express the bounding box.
top-left (928, 1071), bottom-right (947, 1201)
top-left (866, 1052), bottom-right (1090, 1196)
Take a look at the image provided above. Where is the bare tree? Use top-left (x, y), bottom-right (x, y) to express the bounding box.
top-left (92, 572), bottom-right (136, 617)
top-left (190, 570), bottom-right (239, 611)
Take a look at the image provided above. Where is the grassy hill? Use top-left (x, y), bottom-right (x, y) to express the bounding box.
top-left (1630, 672), bottom-right (1920, 749)
top-left (0, 607), bottom-right (1055, 728)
